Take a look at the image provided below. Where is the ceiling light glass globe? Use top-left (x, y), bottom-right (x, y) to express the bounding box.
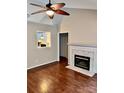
top-left (46, 10), bottom-right (55, 19)
top-left (46, 10), bottom-right (54, 16)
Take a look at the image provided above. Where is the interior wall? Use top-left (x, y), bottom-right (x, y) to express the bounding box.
top-left (60, 33), bottom-right (68, 58)
top-left (60, 8), bottom-right (97, 45)
top-left (27, 21), bottom-right (58, 69)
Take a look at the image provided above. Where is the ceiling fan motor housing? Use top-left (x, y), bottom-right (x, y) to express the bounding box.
top-left (46, 3), bottom-right (52, 8)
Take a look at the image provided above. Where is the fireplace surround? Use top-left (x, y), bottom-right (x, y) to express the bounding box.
top-left (66, 44), bottom-right (97, 77)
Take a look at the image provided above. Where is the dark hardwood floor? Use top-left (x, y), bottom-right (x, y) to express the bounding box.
top-left (27, 58), bottom-right (97, 93)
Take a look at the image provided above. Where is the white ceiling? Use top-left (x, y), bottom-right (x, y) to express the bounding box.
top-left (27, 0), bottom-right (97, 25)
top-left (52, 0), bottom-right (97, 9)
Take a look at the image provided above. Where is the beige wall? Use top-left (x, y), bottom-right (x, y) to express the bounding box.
top-left (60, 8), bottom-right (97, 45)
top-left (27, 22), bottom-right (58, 68)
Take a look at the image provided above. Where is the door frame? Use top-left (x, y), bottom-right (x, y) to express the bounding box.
top-left (57, 32), bottom-right (69, 61)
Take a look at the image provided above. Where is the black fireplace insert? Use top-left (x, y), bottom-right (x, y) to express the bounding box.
top-left (74, 55), bottom-right (90, 70)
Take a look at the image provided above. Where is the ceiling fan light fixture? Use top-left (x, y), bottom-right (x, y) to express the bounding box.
top-left (46, 10), bottom-right (55, 19)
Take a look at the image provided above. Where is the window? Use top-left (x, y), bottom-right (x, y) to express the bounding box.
top-left (36, 31), bottom-right (51, 48)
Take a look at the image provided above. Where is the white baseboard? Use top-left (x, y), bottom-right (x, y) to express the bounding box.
top-left (27, 60), bottom-right (58, 70)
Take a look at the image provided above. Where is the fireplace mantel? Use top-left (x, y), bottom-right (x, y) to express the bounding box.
top-left (66, 44), bottom-right (97, 77)
top-left (68, 43), bottom-right (97, 48)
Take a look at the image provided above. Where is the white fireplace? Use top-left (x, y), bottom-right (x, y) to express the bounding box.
top-left (66, 44), bottom-right (97, 77)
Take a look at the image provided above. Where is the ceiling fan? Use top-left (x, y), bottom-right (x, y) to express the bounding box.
top-left (30, 0), bottom-right (70, 19)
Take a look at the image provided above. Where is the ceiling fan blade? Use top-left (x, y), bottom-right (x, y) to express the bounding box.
top-left (30, 3), bottom-right (45, 8)
top-left (55, 10), bottom-right (70, 15)
top-left (51, 3), bottom-right (65, 10)
top-left (31, 10), bottom-right (47, 15)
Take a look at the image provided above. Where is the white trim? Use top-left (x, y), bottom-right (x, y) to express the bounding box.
top-left (57, 32), bottom-right (60, 61)
top-left (27, 60), bottom-right (58, 70)
top-left (59, 32), bottom-right (68, 34)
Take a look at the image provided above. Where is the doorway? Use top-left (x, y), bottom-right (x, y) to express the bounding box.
top-left (59, 32), bottom-right (68, 61)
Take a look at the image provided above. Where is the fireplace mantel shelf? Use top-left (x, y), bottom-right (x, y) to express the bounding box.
top-left (68, 43), bottom-right (97, 48)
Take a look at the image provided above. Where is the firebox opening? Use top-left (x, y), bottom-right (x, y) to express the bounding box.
top-left (74, 55), bottom-right (90, 70)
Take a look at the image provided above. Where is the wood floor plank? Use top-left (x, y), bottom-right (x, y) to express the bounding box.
top-left (27, 58), bottom-right (97, 93)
